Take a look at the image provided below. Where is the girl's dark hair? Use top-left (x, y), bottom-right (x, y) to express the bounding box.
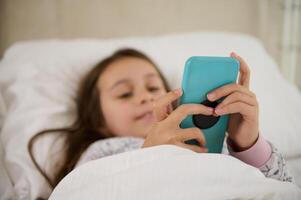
top-left (28, 48), bottom-right (172, 189)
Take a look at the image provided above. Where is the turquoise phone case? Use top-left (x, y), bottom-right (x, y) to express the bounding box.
top-left (179, 56), bottom-right (240, 153)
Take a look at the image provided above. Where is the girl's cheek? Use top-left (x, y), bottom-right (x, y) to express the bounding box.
top-left (114, 101), bottom-right (134, 114)
top-left (104, 102), bottom-right (132, 126)
top-left (154, 90), bottom-right (167, 100)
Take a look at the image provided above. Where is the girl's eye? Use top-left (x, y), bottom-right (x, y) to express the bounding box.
top-left (148, 87), bottom-right (160, 92)
top-left (118, 92), bottom-right (133, 99)
top-left (117, 87), bottom-right (160, 99)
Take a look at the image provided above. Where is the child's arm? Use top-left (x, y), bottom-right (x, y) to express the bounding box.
top-left (227, 134), bottom-right (294, 183)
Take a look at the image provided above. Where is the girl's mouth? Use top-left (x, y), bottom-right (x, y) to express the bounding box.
top-left (135, 111), bottom-right (154, 122)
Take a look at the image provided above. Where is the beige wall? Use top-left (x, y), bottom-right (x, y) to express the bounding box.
top-left (0, 0), bottom-right (300, 90)
top-left (0, 0), bottom-right (259, 56)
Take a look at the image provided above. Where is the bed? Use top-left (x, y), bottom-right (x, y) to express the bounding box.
top-left (0, 31), bottom-right (301, 199)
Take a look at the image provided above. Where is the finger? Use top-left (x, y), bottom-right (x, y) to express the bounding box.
top-left (175, 128), bottom-right (206, 146)
top-left (175, 142), bottom-right (208, 153)
top-left (154, 88), bottom-right (182, 122)
top-left (207, 83), bottom-right (255, 102)
top-left (214, 102), bottom-right (257, 119)
top-left (166, 104), bottom-right (214, 125)
top-left (215, 91), bottom-right (258, 110)
top-left (166, 103), bottom-right (173, 115)
top-left (230, 52), bottom-right (250, 89)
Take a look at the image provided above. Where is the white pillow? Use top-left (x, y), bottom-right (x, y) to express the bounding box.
top-left (0, 138), bottom-right (16, 199)
top-left (0, 32), bottom-right (301, 199)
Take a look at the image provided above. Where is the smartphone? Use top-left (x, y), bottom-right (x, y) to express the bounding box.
top-left (179, 56), bottom-right (240, 153)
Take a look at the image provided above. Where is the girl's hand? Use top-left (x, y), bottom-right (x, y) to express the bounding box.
top-left (207, 52), bottom-right (259, 151)
top-left (142, 89), bottom-right (213, 153)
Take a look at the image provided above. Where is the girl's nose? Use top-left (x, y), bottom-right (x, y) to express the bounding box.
top-left (136, 90), bottom-right (154, 105)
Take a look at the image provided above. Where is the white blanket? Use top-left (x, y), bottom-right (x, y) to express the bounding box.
top-left (49, 145), bottom-right (301, 200)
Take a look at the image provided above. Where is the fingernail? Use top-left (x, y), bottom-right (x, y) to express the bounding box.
top-left (213, 113), bottom-right (219, 117)
top-left (207, 93), bottom-right (215, 100)
top-left (215, 108), bottom-right (224, 115)
top-left (174, 88), bottom-right (182, 96)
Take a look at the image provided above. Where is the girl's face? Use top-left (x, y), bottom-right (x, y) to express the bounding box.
top-left (97, 57), bottom-right (167, 138)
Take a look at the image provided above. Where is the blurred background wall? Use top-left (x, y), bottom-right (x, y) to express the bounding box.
top-left (0, 0), bottom-right (300, 89)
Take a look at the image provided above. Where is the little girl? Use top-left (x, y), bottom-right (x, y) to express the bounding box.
top-left (28, 48), bottom-right (294, 197)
